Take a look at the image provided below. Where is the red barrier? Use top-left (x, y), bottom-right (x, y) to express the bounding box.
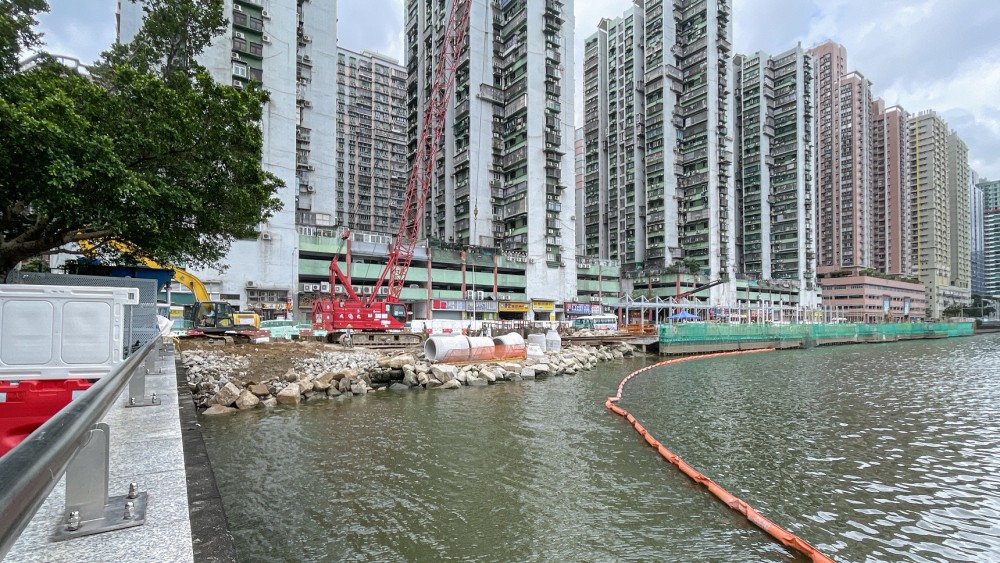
top-left (0, 379), bottom-right (93, 457)
top-left (606, 350), bottom-right (835, 563)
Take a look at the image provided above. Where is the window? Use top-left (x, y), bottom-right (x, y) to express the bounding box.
top-left (233, 62), bottom-right (248, 78)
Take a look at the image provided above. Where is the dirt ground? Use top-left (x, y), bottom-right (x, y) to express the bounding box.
top-left (174, 339), bottom-right (420, 376)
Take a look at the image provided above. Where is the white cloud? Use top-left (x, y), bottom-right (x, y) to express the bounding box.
top-left (36, 0), bottom-right (1000, 178)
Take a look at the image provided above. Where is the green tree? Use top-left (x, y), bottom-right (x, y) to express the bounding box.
top-left (0, 0), bottom-right (282, 279)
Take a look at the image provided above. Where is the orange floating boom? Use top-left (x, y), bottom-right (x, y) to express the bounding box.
top-left (605, 350), bottom-right (835, 563)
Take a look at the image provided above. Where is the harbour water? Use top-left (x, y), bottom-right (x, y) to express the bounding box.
top-left (201, 334), bottom-right (1000, 561)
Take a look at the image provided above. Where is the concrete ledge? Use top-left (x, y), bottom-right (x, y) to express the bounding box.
top-left (174, 357), bottom-right (239, 563)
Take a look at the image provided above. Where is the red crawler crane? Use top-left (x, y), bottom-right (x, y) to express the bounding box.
top-left (313, 0), bottom-right (471, 345)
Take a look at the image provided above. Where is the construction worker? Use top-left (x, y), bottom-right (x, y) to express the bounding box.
top-left (344, 324), bottom-right (353, 348)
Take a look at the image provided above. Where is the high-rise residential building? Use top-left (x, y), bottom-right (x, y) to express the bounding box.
top-left (733, 46), bottom-right (818, 299)
top-left (583, 0), bottom-right (737, 303)
top-left (981, 178), bottom-right (1000, 210)
top-left (810, 42), bottom-right (877, 274)
top-left (947, 130), bottom-right (971, 295)
top-left (970, 171), bottom-right (985, 296)
top-left (574, 126), bottom-right (585, 252)
top-left (982, 179), bottom-right (1000, 297)
top-left (871, 101), bottom-right (913, 276)
top-left (334, 48), bottom-right (408, 234)
top-left (908, 110), bottom-right (971, 317)
top-left (118, 0), bottom-right (337, 314)
top-left (405, 0), bottom-right (577, 301)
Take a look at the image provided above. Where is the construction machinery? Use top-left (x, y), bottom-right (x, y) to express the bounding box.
top-left (312, 0), bottom-right (471, 347)
top-left (78, 240), bottom-right (264, 343)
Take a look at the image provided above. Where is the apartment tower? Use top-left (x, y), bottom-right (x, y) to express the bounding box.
top-left (583, 0), bottom-right (737, 303)
top-left (733, 47), bottom-right (818, 302)
top-left (908, 111), bottom-right (971, 316)
top-left (981, 179), bottom-right (1000, 297)
top-left (810, 42), bottom-right (877, 274)
top-left (405, 0), bottom-right (577, 301)
top-left (334, 48), bottom-right (408, 234)
top-left (119, 0), bottom-right (337, 313)
top-left (871, 101), bottom-right (913, 276)
top-left (970, 171), bottom-right (985, 296)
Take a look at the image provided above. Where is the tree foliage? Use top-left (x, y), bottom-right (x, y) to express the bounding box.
top-left (0, 0), bottom-right (283, 279)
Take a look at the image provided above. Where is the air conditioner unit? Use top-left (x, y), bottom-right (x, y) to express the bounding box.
top-left (234, 4), bottom-right (243, 12)
top-left (302, 100), bottom-right (312, 107)
top-left (651, 276), bottom-right (661, 283)
top-left (232, 52), bottom-right (243, 61)
top-left (303, 34), bottom-right (312, 42)
top-left (361, 286), bottom-right (373, 295)
top-left (502, 295), bottom-right (511, 301)
top-left (260, 232), bottom-right (272, 241)
top-left (377, 287), bottom-right (390, 296)
top-left (246, 280), bottom-right (257, 288)
top-left (305, 185), bottom-right (315, 193)
top-left (321, 282), bottom-right (331, 292)
top-left (334, 284), bottom-right (345, 294)
top-left (261, 9), bottom-right (270, 18)
top-left (466, 290), bottom-right (474, 299)
top-left (262, 34), bottom-right (271, 43)
top-left (304, 55), bottom-right (311, 62)
top-left (302, 283), bottom-right (316, 292)
top-left (235, 32), bottom-right (245, 39)
top-left (306, 165), bottom-right (315, 171)
top-left (476, 290), bottom-right (485, 301)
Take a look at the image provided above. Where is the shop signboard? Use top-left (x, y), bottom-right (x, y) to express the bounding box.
top-left (467, 300), bottom-right (498, 312)
top-left (532, 301), bottom-right (554, 312)
top-left (565, 302), bottom-right (591, 315)
top-left (499, 302), bottom-right (530, 313)
top-left (432, 299), bottom-right (466, 311)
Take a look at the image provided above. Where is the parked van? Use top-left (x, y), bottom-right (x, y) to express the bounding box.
top-left (570, 314), bottom-right (619, 333)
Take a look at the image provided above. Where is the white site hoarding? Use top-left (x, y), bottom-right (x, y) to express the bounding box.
top-left (0, 285), bottom-right (139, 380)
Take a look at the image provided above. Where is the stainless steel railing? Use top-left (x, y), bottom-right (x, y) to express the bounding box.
top-left (0, 337), bottom-right (161, 559)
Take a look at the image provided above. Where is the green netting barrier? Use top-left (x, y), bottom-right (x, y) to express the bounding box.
top-left (658, 322), bottom-right (974, 345)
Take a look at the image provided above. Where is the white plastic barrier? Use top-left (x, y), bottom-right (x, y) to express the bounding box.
top-left (526, 333), bottom-right (547, 350)
top-left (492, 332), bottom-right (526, 360)
top-left (0, 284), bottom-right (139, 380)
top-left (545, 329), bottom-right (562, 352)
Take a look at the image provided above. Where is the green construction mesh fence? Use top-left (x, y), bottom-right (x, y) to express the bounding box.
top-left (658, 322), bottom-right (974, 345)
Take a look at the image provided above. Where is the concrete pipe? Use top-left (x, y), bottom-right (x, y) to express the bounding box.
top-left (424, 335), bottom-right (471, 363)
top-left (467, 336), bottom-right (496, 362)
top-left (493, 332), bottom-right (526, 360)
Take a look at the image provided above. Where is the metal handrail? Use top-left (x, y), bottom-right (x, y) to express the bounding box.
top-left (0, 338), bottom-right (159, 559)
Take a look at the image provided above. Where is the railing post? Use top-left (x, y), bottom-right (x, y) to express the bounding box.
top-left (127, 339), bottom-right (163, 408)
top-left (52, 423), bottom-right (148, 540)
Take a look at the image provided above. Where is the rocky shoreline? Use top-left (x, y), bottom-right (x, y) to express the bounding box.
top-left (181, 342), bottom-right (639, 415)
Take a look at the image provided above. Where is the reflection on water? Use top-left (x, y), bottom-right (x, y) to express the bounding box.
top-left (202, 334), bottom-right (1000, 562)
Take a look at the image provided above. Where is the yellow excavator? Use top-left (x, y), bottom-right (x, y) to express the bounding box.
top-left (78, 240), bottom-right (262, 342)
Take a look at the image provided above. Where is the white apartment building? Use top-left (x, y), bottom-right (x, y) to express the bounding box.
top-left (118, 0), bottom-right (337, 315)
top-left (405, 0), bottom-right (577, 302)
top-left (583, 0), bottom-right (736, 304)
top-left (733, 46), bottom-right (819, 305)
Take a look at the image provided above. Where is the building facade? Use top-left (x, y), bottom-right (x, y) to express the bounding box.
top-left (405, 0), bottom-right (578, 303)
top-left (980, 179), bottom-right (1000, 297)
top-left (733, 46), bottom-right (818, 303)
top-left (818, 273), bottom-right (927, 322)
top-left (970, 171), bottom-right (985, 296)
top-left (909, 111), bottom-right (971, 317)
top-left (119, 0), bottom-right (337, 315)
top-left (334, 48), bottom-right (408, 235)
top-left (583, 0), bottom-right (737, 303)
top-left (871, 101), bottom-right (913, 276)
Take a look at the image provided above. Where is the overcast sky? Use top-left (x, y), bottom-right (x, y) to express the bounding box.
top-left (35, 0), bottom-right (1000, 179)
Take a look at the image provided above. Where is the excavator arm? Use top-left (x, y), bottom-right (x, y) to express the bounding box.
top-left (77, 239), bottom-right (211, 301)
